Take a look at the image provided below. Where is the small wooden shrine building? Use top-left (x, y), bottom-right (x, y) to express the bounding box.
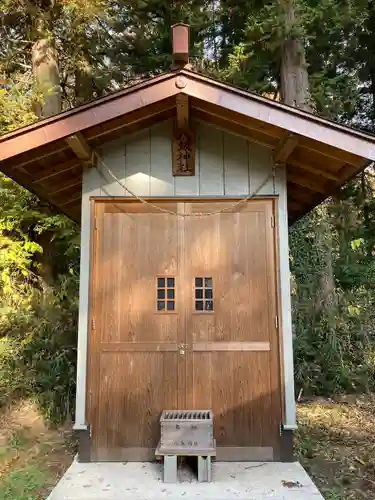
top-left (0, 25), bottom-right (374, 463)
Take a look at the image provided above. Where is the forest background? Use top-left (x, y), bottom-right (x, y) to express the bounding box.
top-left (0, 0), bottom-right (374, 424)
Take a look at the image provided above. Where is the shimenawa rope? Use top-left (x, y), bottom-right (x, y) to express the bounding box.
top-left (94, 151), bottom-right (276, 217)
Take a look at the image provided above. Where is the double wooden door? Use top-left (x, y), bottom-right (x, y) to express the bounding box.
top-left (87, 199), bottom-right (282, 461)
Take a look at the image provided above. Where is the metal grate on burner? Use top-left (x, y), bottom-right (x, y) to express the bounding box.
top-left (162, 410), bottom-right (211, 420)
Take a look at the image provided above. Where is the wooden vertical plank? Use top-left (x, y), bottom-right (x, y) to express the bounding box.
top-left (100, 212), bottom-right (120, 343)
top-left (198, 122), bottom-right (224, 195)
top-left (249, 140), bottom-right (274, 195)
top-left (124, 128), bottom-right (151, 196)
top-left (212, 352), bottom-right (233, 445)
top-left (87, 201), bottom-right (104, 437)
top-left (118, 213), bottom-right (135, 343)
top-left (150, 121), bottom-right (174, 196)
top-left (223, 132), bottom-right (249, 195)
top-left (136, 212), bottom-right (179, 342)
top-left (190, 353), bottom-right (212, 408)
top-left (264, 199), bottom-right (283, 436)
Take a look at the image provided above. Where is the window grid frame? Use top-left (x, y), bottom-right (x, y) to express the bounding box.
top-left (194, 276), bottom-right (214, 313)
top-left (156, 276), bottom-right (176, 313)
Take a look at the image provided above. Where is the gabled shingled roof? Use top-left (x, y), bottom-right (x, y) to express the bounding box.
top-left (0, 68), bottom-right (373, 223)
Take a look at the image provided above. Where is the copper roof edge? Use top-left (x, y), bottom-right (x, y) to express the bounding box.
top-left (1, 66), bottom-right (375, 154)
top-left (0, 69), bottom-right (180, 142)
top-left (179, 69), bottom-right (375, 143)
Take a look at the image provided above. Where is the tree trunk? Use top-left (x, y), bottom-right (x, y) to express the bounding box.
top-left (32, 39), bottom-right (61, 117)
top-left (30, 7), bottom-right (61, 286)
top-left (315, 206), bottom-right (337, 321)
top-left (365, 1), bottom-right (375, 125)
top-left (31, 11), bottom-right (61, 118)
top-left (75, 64), bottom-right (93, 106)
top-left (38, 231), bottom-right (57, 288)
top-left (279, 2), bottom-right (337, 326)
top-left (279, 0), bottom-right (311, 111)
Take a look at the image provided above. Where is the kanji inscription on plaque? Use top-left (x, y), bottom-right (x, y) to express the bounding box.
top-left (172, 126), bottom-right (195, 176)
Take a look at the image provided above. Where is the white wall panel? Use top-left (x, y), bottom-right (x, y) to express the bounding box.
top-left (150, 121), bottom-right (174, 196)
top-left (124, 128), bottom-right (151, 196)
top-left (198, 122), bottom-right (224, 195)
top-left (223, 132), bottom-right (249, 195)
top-left (249, 141), bottom-right (274, 195)
top-left (99, 138), bottom-right (126, 196)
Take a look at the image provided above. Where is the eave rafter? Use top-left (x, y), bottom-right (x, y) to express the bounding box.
top-left (50, 178), bottom-right (82, 195)
top-left (274, 132), bottom-right (340, 195)
top-left (287, 158), bottom-right (340, 181)
top-left (60, 193), bottom-right (82, 206)
top-left (287, 174), bottom-right (327, 194)
top-left (287, 199), bottom-right (302, 213)
top-left (31, 158), bottom-right (80, 184)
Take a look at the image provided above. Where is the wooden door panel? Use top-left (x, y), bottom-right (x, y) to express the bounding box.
top-left (185, 208), bottom-right (272, 343)
top-left (185, 200), bottom-right (281, 457)
top-left (189, 352), bottom-right (278, 447)
top-left (95, 352), bottom-right (178, 450)
top-left (99, 212), bottom-right (179, 344)
top-left (89, 202), bottom-right (182, 461)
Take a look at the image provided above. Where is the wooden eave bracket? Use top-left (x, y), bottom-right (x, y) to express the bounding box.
top-left (65, 132), bottom-right (96, 167)
top-left (273, 133), bottom-right (299, 165)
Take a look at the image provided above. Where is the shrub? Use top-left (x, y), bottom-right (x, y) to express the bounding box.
top-left (291, 204), bottom-right (375, 396)
top-left (0, 276), bottom-right (78, 423)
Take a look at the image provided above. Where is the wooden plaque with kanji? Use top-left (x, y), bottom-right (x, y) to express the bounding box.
top-left (172, 125), bottom-right (195, 176)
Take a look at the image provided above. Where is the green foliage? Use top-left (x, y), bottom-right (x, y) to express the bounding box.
top-left (0, 465), bottom-right (47, 500)
top-left (0, 81), bottom-right (37, 132)
top-left (0, 165), bottom-right (79, 425)
top-left (0, 277), bottom-right (78, 423)
top-left (291, 193), bottom-right (375, 395)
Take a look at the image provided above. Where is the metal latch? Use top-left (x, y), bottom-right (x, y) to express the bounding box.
top-left (178, 343), bottom-right (188, 355)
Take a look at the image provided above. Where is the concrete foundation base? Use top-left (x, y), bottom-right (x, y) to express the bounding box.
top-left (47, 459), bottom-right (324, 500)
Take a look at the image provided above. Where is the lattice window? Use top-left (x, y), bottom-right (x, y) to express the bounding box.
top-left (195, 277), bottom-right (213, 311)
top-left (157, 277), bottom-right (175, 312)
